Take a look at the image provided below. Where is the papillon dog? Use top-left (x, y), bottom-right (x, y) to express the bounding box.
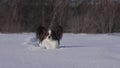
top-left (36, 25), bottom-right (63, 49)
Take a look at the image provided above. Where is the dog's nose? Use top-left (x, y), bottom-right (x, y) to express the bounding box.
top-left (48, 36), bottom-right (51, 39)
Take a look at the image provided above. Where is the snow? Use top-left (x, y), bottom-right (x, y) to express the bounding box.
top-left (0, 33), bottom-right (120, 68)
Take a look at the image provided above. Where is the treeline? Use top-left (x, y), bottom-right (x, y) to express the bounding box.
top-left (0, 0), bottom-right (120, 33)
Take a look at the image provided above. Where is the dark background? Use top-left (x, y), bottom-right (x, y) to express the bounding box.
top-left (0, 0), bottom-right (120, 33)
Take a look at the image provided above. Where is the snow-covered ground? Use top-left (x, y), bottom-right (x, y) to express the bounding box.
top-left (0, 33), bottom-right (120, 68)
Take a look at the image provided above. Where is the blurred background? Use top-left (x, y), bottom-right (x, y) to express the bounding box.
top-left (0, 0), bottom-right (120, 33)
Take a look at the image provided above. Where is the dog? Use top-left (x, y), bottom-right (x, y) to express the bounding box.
top-left (36, 25), bottom-right (63, 49)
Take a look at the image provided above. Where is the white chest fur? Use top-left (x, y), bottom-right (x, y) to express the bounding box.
top-left (40, 39), bottom-right (59, 49)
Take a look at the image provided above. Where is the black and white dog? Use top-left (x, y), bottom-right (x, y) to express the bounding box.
top-left (36, 25), bottom-right (63, 49)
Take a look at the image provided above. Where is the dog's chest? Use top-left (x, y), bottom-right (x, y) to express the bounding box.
top-left (40, 39), bottom-right (59, 49)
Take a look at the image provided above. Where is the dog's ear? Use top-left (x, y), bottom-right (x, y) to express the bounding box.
top-left (36, 26), bottom-right (46, 41)
top-left (53, 25), bottom-right (63, 40)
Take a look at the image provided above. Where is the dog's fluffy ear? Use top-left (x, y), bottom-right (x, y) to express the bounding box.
top-left (36, 26), bottom-right (46, 41)
top-left (53, 25), bottom-right (63, 40)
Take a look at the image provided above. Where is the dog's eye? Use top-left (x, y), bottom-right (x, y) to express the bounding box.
top-left (45, 32), bottom-right (49, 36)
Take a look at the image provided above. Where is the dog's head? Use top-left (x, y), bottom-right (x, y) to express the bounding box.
top-left (36, 25), bottom-right (63, 42)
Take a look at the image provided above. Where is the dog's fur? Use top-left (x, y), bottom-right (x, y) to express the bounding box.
top-left (36, 25), bottom-right (63, 49)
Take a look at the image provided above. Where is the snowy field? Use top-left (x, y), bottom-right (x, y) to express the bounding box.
top-left (0, 33), bottom-right (120, 68)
